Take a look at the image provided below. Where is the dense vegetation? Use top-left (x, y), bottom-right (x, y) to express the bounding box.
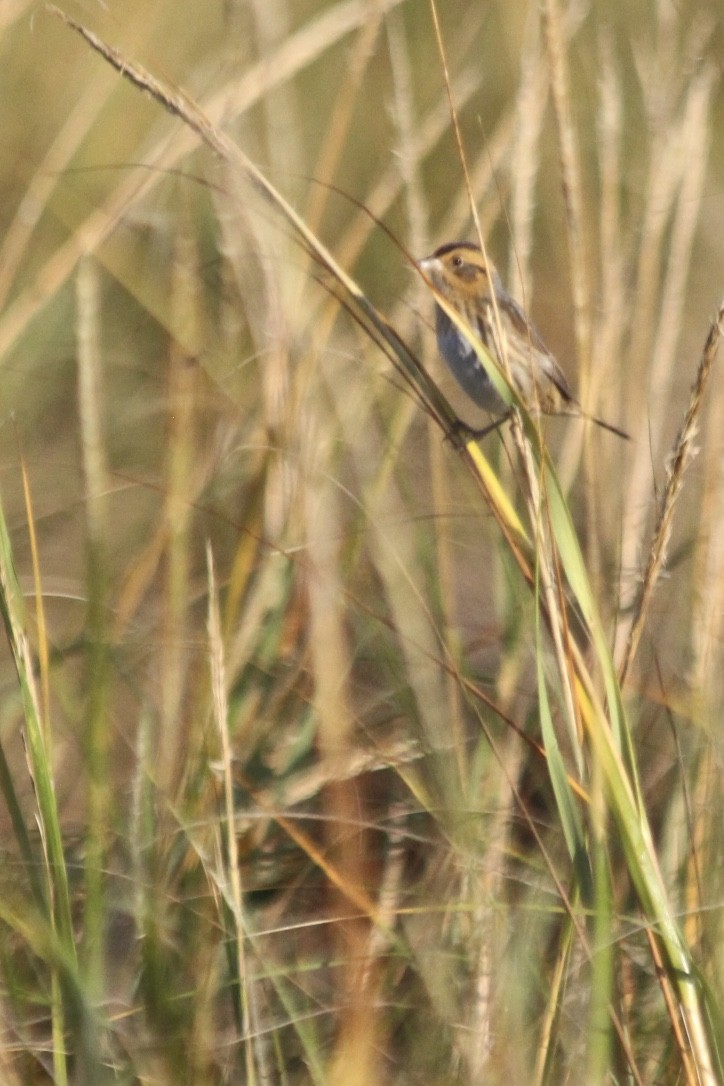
top-left (0, 2), bottom-right (722, 1082)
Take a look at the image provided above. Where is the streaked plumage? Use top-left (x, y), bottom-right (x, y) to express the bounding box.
top-left (419, 242), bottom-right (627, 439)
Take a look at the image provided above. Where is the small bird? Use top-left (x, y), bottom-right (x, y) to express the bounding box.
top-left (419, 241), bottom-right (628, 439)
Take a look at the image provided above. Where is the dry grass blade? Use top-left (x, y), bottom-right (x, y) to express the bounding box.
top-left (616, 57), bottom-right (716, 631)
top-left (619, 302), bottom-right (724, 685)
top-left (41, 8), bottom-right (369, 308)
top-left (45, 5), bottom-right (468, 437)
top-left (541, 0), bottom-right (592, 373)
top-left (427, 0), bottom-right (484, 251)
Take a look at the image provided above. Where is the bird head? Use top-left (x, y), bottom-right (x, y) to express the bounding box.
top-left (419, 242), bottom-right (498, 302)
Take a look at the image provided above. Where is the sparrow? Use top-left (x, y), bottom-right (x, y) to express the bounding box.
top-left (419, 241), bottom-right (628, 440)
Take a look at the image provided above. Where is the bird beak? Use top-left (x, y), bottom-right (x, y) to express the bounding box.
top-left (418, 255), bottom-right (440, 281)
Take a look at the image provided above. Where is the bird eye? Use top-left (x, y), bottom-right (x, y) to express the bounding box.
top-left (451, 255), bottom-right (463, 268)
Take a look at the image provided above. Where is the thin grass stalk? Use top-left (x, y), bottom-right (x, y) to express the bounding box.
top-left (540, 0), bottom-right (592, 378)
top-left (586, 832), bottom-right (615, 1085)
top-left (158, 202), bottom-right (199, 793)
top-left (19, 477), bottom-right (68, 1086)
top-left (75, 254), bottom-right (111, 1000)
top-left (540, 0), bottom-right (609, 593)
top-left (427, 0), bottom-right (485, 253)
top-left (335, 64), bottom-right (480, 269)
top-left (622, 116), bottom-right (682, 407)
top-left (560, 33), bottom-right (625, 533)
top-left (593, 34), bottom-right (624, 405)
top-left (531, 915), bottom-right (572, 1086)
top-left (645, 924), bottom-right (701, 1085)
top-left (681, 749), bottom-right (707, 954)
top-left (129, 702), bottom-right (154, 1060)
top-left (244, 0), bottom-right (303, 542)
top-left (386, 11), bottom-right (429, 259)
top-left (207, 545), bottom-right (258, 1086)
top-left (433, 98), bottom-right (514, 242)
top-left (248, 0), bottom-right (302, 177)
top-left (618, 303), bottom-right (724, 686)
top-left (689, 747), bottom-right (724, 990)
top-left (387, 7), bottom-right (471, 787)
top-left (482, 8), bottom-right (548, 803)
top-left (616, 69), bottom-right (713, 632)
top-left (506, 7), bottom-right (547, 304)
top-left (643, 69), bottom-right (714, 420)
top-left (19, 455), bottom-right (51, 750)
top-left (0, 694), bottom-right (46, 910)
top-left (535, 565), bottom-right (587, 863)
top-left (304, 418), bottom-right (383, 1086)
top-left (526, 444), bottom-right (586, 782)
top-left (305, 5), bottom-right (385, 233)
top-left (223, 544), bottom-right (293, 690)
top-left (689, 318), bottom-right (724, 720)
top-left (467, 913), bottom-right (493, 1078)
top-left (0, 496), bottom-right (73, 1084)
top-left (237, 220), bottom-right (295, 541)
top-left (562, 98), bottom-right (624, 501)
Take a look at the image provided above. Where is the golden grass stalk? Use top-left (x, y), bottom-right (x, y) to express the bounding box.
top-left (618, 302), bottom-right (724, 685)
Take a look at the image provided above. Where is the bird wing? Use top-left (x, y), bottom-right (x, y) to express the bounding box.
top-left (496, 290), bottom-right (575, 405)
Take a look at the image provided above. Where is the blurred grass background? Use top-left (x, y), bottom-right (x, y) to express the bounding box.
top-left (0, 0), bottom-right (723, 1083)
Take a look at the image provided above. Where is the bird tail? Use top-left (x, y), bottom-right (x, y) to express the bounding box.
top-left (558, 410), bottom-right (629, 440)
top-left (589, 414), bottom-right (629, 440)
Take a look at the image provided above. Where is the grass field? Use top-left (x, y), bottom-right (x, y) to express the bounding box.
top-left (0, 1), bottom-right (723, 1083)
